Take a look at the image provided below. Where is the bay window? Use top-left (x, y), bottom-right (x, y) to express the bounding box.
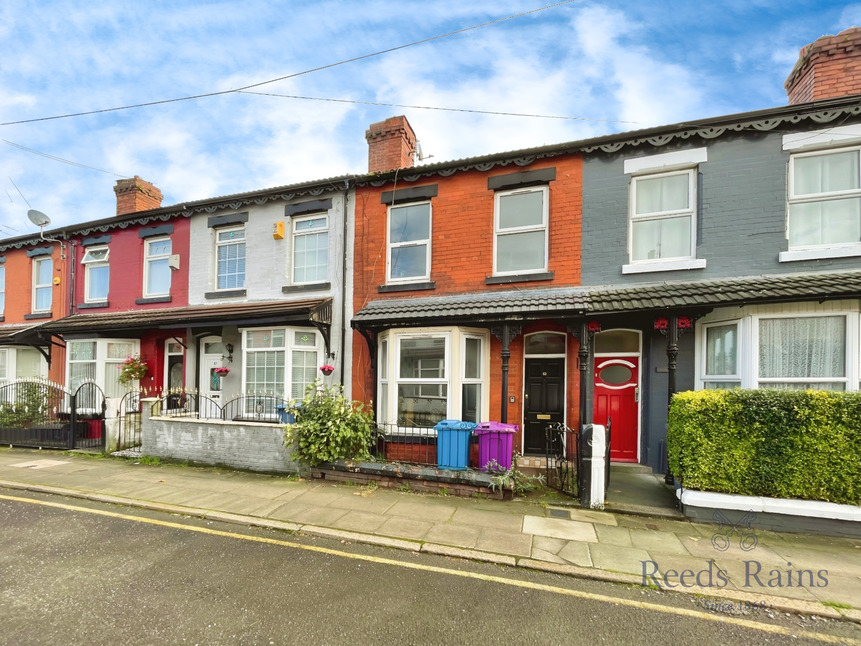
top-left (242, 327), bottom-right (322, 401)
top-left (66, 339), bottom-right (138, 398)
top-left (377, 328), bottom-right (488, 428)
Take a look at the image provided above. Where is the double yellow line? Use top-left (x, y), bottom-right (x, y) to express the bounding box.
top-left (1, 493), bottom-right (857, 645)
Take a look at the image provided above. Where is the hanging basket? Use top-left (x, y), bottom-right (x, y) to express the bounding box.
top-left (320, 364), bottom-right (334, 376)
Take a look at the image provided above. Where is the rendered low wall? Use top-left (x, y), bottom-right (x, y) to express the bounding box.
top-left (141, 403), bottom-right (298, 473)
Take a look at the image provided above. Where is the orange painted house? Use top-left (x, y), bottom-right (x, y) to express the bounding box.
top-left (352, 116), bottom-right (588, 460)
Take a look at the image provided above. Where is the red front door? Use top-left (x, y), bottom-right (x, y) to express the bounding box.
top-left (593, 356), bottom-right (639, 462)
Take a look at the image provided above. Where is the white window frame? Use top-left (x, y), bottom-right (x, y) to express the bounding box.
top-left (377, 327), bottom-right (490, 430)
top-left (699, 320), bottom-right (742, 390)
top-left (696, 307), bottom-right (859, 391)
top-left (215, 225), bottom-right (246, 290)
top-left (493, 186), bottom-right (549, 276)
top-left (143, 237), bottom-right (172, 297)
top-left (387, 201), bottom-right (431, 283)
top-left (780, 145), bottom-right (861, 262)
top-left (292, 213), bottom-right (329, 285)
top-left (240, 327), bottom-right (323, 402)
top-left (65, 339), bottom-right (140, 398)
top-left (622, 148), bottom-right (707, 274)
top-left (82, 246), bottom-right (110, 303)
top-left (32, 256), bottom-right (53, 312)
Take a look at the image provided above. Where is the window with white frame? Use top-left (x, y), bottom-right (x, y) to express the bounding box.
top-left (32, 257), bottom-right (52, 312)
top-left (216, 226), bottom-right (246, 290)
top-left (702, 322), bottom-right (740, 389)
top-left (0, 349), bottom-right (7, 382)
top-left (0, 264), bottom-right (5, 315)
top-left (144, 238), bottom-right (171, 297)
top-left (82, 246), bottom-right (109, 302)
top-left (494, 187), bottom-right (548, 275)
top-left (66, 339), bottom-right (138, 398)
top-left (377, 328), bottom-right (488, 428)
top-left (388, 202), bottom-right (430, 282)
top-left (242, 327), bottom-right (322, 401)
top-left (292, 214), bottom-right (328, 284)
top-left (758, 315), bottom-right (847, 390)
top-left (630, 170), bottom-right (696, 262)
top-left (788, 147), bottom-right (861, 250)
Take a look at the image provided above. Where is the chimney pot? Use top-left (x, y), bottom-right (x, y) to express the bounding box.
top-left (785, 27), bottom-right (861, 104)
top-left (365, 116), bottom-right (417, 173)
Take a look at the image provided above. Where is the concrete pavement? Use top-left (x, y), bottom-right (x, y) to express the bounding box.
top-left (0, 447), bottom-right (859, 623)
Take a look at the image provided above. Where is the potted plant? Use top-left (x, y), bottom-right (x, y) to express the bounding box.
top-left (320, 364), bottom-right (335, 376)
top-left (118, 355), bottom-right (148, 385)
top-left (214, 367), bottom-right (231, 377)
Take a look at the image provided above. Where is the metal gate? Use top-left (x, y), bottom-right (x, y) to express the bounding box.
top-left (0, 379), bottom-right (105, 450)
top-left (116, 390), bottom-right (142, 451)
top-left (545, 420), bottom-right (612, 500)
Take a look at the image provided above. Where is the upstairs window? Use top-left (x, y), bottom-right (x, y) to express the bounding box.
top-left (144, 238), bottom-right (172, 297)
top-left (32, 257), bottom-right (52, 312)
top-left (630, 170), bottom-right (695, 262)
top-left (494, 187), bottom-right (548, 275)
top-left (216, 226), bottom-right (246, 290)
top-left (788, 147), bottom-right (861, 250)
top-left (388, 202), bottom-right (431, 282)
top-left (82, 246), bottom-right (109, 302)
top-left (292, 214), bottom-right (328, 284)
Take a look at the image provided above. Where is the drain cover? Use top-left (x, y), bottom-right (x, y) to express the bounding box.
top-left (548, 508), bottom-right (570, 518)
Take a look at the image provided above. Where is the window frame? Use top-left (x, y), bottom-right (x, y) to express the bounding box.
top-left (386, 201), bottom-right (431, 284)
top-left (32, 256), bottom-right (53, 313)
top-left (700, 320), bottom-right (742, 390)
top-left (65, 338), bottom-right (139, 398)
top-left (143, 237), bottom-right (172, 298)
top-left (215, 225), bottom-right (246, 290)
top-left (377, 327), bottom-right (489, 429)
top-left (292, 213), bottom-right (329, 285)
top-left (82, 246), bottom-right (110, 303)
top-left (492, 186), bottom-right (549, 276)
top-left (628, 168), bottom-right (697, 265)
top-left (784, 145), bottom-right (861, 255)
top-left (240, 326), bottom-right (323, 402)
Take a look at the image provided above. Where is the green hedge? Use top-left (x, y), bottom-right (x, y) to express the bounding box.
top-left (668, 389), bottom-right (861, 505)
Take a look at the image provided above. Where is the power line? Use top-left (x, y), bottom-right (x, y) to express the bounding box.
top-left (238, 90), bottom-right (641, 125)
top-left (0, 1), bottom-right (578, 127)
top-left (2, 140), bottom-right (130, 177)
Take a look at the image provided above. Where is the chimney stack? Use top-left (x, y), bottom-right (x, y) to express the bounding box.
top-left (785, 27), bottom-right (861, 104)
top-left (114, 176), bottom-right (163, 216)
top-left (365, 116), bottom-right (416, 173)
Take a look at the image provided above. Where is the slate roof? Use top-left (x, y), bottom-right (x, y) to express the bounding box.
top-left (34, 299), bottom-right (331, 335)
top-left (352, 270), bottom-right (861, 327)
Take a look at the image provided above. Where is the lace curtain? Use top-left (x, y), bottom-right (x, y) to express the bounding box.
top-left (758, 316), bottom-right (845, 389)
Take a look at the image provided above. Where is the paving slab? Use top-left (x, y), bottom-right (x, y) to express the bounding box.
top-left (530, 548), bottom-right (568, 565)
top-left (629, 528), bottom-right (690, 555)
top-left (329, 510), bottom-right (389, 533)
top-left (532, 535), bottom-right (568, 555)
top-left (386, 499), bottom-right (456, 523)
top-left (715, 559), bottom-right (819, 601)
top-left (451, 507), bottom-right (523, 532)
top-left (558, 542), bottom-right (593, 567)
top-left (291, 487), bottom-right (353, 507)
top-left (641, 554), bottom-right (743, 592)
top-left (594, 524), bottom-right (632, 547)
top-left (679, 535), bottom-right (786, 565)
top-left (474, 528), bottom-right (533, 557)
top-left (376, 516), bottom-right (434, 540)
top-left (567, 508), bottom-right (618, 526)
top-left (267, 501), bottom-right (316, 522)
top-left (423, 523), bottom-right (481, 549)
top-left (283, 505), bottom-right (350, 527)
top-left (326, 491), bottom-right (399, 514)
top-left (805, 573), bottom-right (861, 605)
top-left (522, 516), bottom-right (597, 542)
top-left (588, 543), bottom-right (652, 576)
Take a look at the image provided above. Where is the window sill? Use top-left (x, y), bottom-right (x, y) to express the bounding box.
top-left (779, 245), bottom-right (861, 262)
top-left (485, 271), bottom-right (554, 285)
top-left (204, 289), bottom-right (246, 299)
top-left (622, 259), bottom-right (706, 275)
top-left (378, 281), bottom-right (435, 293)
top-left (78, 301), bottom-right (109, 309)
top-left (24, 312), bottom-right (52, 320)
top-left (282, 282), bottom-right (331, 294)
top-left (136, 296), bottom-right (172, 305)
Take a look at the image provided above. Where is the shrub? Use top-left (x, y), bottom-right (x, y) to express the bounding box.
top-left (283, 379), bottom-right (376, 466)
top-left (668, 389), bottom-right (861, 505)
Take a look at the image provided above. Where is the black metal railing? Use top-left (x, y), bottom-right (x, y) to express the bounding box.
top-left (545, 422), bottom-right (578, 497)
top-left (0, 379), bottom-right (105, 450)
top-left (116, 390), bottom-right (142, 450)
top-left (152, 391), bottom-right (289, 423)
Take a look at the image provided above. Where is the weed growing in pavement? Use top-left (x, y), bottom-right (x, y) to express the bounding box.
top-left (398, 482), bottom-right (411, 493)
top-left (822, 601), bottom-right (852, 609)
top-left (437, 487), bottom-right (448, 497)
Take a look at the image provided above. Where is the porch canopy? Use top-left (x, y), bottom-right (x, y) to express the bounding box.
top-left (27, 298), bottom-right (333, 352)
top-left (352, 269), bottom-right (861, 327)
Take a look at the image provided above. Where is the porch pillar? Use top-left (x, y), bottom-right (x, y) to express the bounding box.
top-left (492, 323), bottom-right (521, 424)
top-left (665, 315), bottom-right (679, 485)
top-left (577, 321), bottom-right (594, 430)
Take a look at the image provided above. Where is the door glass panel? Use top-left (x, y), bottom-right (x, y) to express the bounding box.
top-left (599, 364), bottom-right (633, 385)
top-left (524, 333), bottom-right (565, 355)
top-left (594, 330), bottom-right (639, 353)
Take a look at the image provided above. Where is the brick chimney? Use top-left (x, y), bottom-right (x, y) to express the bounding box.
top-left (365, 116), bottom-right (416, 173)
top-left (785, 27), bottom-right (861, 104)
top-left (114, 176), bottom-right (163, 216)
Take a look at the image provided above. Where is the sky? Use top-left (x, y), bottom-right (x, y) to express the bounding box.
top-left (1, 1), bottom-right (860, 235)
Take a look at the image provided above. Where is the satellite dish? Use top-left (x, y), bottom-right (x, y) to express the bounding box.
top-left (27, 209), bottom-right (51, 228)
